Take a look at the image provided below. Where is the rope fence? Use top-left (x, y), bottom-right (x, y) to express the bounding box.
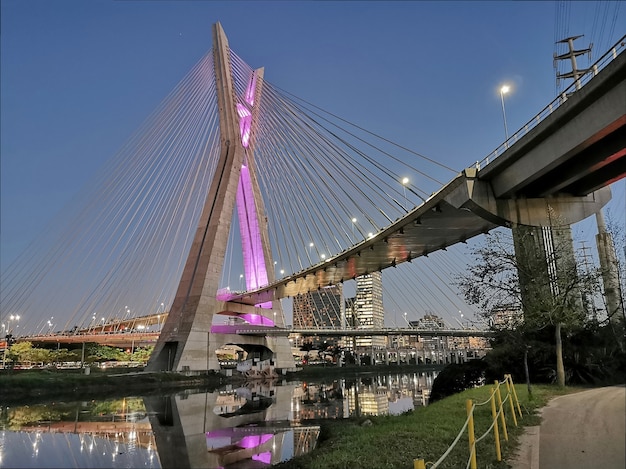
top-left (413, 374), bottom-right (523, 469)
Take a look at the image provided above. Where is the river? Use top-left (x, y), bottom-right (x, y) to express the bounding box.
top-left (0, 369), bottom-right (438, 468)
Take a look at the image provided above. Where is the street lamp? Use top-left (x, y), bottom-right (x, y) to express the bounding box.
top-left (7, 314), bottom-right (20, 335)
top-left (3, 314), bottom-right (20, 369)
top-left (401, 177), bottom-right (409, 210)
top-left (499, 85), bottom-right (510, 147)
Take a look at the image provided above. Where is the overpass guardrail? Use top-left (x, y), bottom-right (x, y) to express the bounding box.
top-left (477, 34), bottom-right (626, 170)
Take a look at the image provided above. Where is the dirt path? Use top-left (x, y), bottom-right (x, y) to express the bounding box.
top-left (510, 385), bottom-right (625, 469)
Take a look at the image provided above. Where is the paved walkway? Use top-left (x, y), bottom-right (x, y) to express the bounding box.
top-left (509, 385), bottom-right (625, 469)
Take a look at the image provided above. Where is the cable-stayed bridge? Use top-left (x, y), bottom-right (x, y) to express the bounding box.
top-left (1, 24), bottom-right (624, 372)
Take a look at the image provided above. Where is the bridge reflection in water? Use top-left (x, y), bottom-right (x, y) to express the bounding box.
top-left (0, 371), bottom-right (437, 468)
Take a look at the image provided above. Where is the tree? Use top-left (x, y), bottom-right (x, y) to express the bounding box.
top-left (458, 227), bottom-right (593, 387)
top-left (84, 344), bottom-right (125, 363)
top-left (130, 346), bottom-right (153, 364)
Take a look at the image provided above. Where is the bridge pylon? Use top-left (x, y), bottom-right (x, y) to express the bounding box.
top-left (146, 22), bottom-right (295, 374)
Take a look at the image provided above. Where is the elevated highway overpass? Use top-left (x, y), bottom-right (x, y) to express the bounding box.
top-left (220, 41), bottom-right (624, 307)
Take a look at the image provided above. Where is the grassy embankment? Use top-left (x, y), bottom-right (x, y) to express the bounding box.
top-left (274, 383), bottom-right (575, 469)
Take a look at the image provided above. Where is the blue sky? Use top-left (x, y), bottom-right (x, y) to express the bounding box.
top-left (2, 1), bottom-right (625, 327)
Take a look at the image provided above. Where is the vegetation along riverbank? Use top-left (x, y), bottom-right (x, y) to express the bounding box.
top-left (0, 362), bottom-right (441, 405)
top-left (274, 383), bottom-right (575, 469)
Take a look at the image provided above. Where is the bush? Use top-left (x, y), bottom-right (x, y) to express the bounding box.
top-left (429, 360), bottom-right (488, 403)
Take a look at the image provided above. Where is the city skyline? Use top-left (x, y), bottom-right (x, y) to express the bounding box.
top-left (1, 1), bottom-right (624, 331)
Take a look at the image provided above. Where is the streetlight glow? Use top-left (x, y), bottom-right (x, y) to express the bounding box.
top-left (499, 84), bottom-right (511, 147)
top-left (401, 177), bottom-right (409, 210)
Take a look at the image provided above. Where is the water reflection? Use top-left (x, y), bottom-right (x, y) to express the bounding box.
top-left (0, 370), bottom-right (436, 468)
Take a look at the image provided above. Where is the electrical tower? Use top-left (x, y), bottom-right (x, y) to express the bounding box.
top-left (554, 35), bottom-right (592, 92)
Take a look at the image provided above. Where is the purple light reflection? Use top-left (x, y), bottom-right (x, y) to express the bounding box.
top-left (240, 313), bottom-right (274, 326)
top-left (238, 434), bottom-right (273, 449)
top-left (252, 451), bottom-right (272, 464)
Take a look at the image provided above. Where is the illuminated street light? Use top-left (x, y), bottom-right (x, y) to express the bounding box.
top-left (401, 177), bottom-right (409, 210)
top-left (3, 314), bottom-right (20, 369)
top-left (500, 85), bottom-right (510, 147)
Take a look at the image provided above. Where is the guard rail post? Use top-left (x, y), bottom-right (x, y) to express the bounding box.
top-left (506, 374), bottom-right (523, 418)
top-left (490, 385), bottom-right (502, 461)
top-left (504, 376), bottom-right (518, 426)
top-left (495, 380), bottom-right (508, 441)
top-left (466, 399), bottom-right (477, 469)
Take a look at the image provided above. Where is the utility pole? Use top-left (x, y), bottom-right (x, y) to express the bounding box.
top-left (554, 35), bottom-right (592, 92)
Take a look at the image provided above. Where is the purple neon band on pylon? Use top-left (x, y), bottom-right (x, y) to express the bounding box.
top-left (236, 164), bottom-right (271, 308)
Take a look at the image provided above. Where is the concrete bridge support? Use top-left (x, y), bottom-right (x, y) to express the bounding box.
top-left (513, 223), bottom-right (585, 324)
top-left (146, 23), bottom-right (294, 373)
top-left (595, 211), bottom-right (625, 323)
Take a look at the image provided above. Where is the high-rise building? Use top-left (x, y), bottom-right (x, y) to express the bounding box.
top-left (354, 272), bottom-right (385, 347)
top-left (293, 285), bottom-right (343, 329)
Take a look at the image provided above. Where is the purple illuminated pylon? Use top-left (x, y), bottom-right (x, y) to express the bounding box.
top-left (236, 73), bottom-right (272, 309)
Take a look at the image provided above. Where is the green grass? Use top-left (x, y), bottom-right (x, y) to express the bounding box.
top-left (274, 383), bottom-right (576, 469)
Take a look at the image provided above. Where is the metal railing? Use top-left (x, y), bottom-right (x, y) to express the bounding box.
top-left (476, 35), bottom-right (626, 171)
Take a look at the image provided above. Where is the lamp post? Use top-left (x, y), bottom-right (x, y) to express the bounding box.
top-left (499, 85), bottom-right (510, 147)
top-left (401, 177), bottom-right (409, 210)
top-left (3, 314), bottom-right (20, 369)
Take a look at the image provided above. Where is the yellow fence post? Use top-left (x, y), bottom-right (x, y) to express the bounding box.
top-left (504, 376), bottom-right (518, 426)
top-left (466, 399), bottom-right (477, 469)
top-left (490, 386), bottom-right (502, 461)
top-left (495, 380), bottom-right (508, 441)
top-left (507, 374), bottom-right (523, 418)
top-left (413, 459), bottom-right (426, 469)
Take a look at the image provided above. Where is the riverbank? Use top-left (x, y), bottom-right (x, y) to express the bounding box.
top-left (273, 383), bottom-right (575, 469)
top-left (1, 366), bottom-right (580, 468)
top-left (0, 363), bottom-right (442, 405)
top-left (285, 362), bottom-right (445, 380)
top-left (0, 367), bottom-right (233, 405)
